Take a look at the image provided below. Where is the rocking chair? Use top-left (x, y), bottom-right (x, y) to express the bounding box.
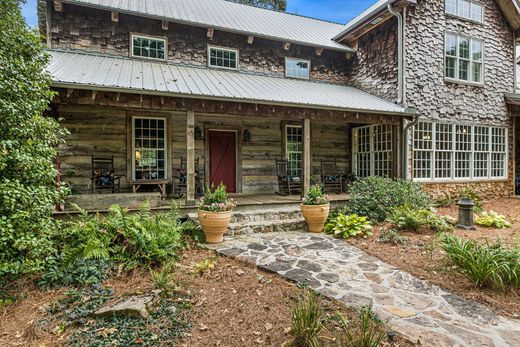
top-left (275, 159), bottom-right (302, 196)
top-left (91, 155), bottom-right (121, 194)
top-left (320, 158), bottom-right (342, 194)
top-left (173, 157), bottom-right (203, 198)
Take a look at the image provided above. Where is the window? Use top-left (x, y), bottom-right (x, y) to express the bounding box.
top-left (133, 117), bottom-right (167, 180)
top-left (445, 33), bottom-right (483, 83)
top-left (208, 46), bottom-right (238, 70)
top-left (412, 122), bottom-right (508, 181)
top-left (285, 125), bottom-right (303, 178)
top-left (285, 58), bottom-right (310, 79)
top-left (352, 125), bottom-right (393, 178)
top-left (445, 0), bottom-right (483, 22)
top-left (131, 34), bottom-right (166, 60)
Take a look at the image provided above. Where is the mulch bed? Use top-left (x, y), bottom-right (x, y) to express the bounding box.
top-left (346, 198), bottom-right (520, 319)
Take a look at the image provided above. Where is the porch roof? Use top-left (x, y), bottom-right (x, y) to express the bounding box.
top-left (48, 50), bottom-right (410, 116)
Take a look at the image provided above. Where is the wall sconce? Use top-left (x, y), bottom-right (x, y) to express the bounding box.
top-left (243, 129), bottom-right (252, 143)
top-left (194, 126), bottom-right (203, 140)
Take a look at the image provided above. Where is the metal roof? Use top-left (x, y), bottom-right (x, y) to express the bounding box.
top-left (48, 50), bottom-right (408, 115)
top-left (61, 0), bottom-right (353, 52)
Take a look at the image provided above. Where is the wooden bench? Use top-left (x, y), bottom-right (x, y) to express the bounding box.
top-left (130, 179), bottom-right (170, 199)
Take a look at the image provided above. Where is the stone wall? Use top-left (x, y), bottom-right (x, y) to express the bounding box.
top-left (38, 1), bottom-right (349, 84)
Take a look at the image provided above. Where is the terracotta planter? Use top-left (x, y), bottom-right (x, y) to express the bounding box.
top-left (198, 210), bottom-right (232, 243)
top-left (301, 204), bottom-right (330, 233)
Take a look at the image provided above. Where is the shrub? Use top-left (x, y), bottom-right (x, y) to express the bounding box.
top-left (302, 184), bottom-right (328, 205)
top-left (475, 211), bottom-right (512, 229)
top-left (0, 1), bottom-right (68, 279)
top-left (458, 186), bottom-right (483, 213)
top-left (292, 290), bottom-right (324, 347)
top-left (198, 183), bottom-right (236, 212)
top-left (39, 258), bottom-right (111, 288)
top-left (324, 214), bottom-right (373, 239)
top-left (346, 177), bottom-right (431, 222)
top-left (387, 204), bottom-right (453, 233)
top-left (441, 234), bottom-right (520, 290)
top-left (378, 228), bottom-right (409, 245)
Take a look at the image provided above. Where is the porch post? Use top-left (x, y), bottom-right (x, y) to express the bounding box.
top-left (303, 118), bottom-right (311, 195)
top-left (186, 111), bottom-right (196, 206)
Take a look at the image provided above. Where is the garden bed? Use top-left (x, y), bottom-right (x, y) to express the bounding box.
top-left (346, 198), bottom-right (520, 319)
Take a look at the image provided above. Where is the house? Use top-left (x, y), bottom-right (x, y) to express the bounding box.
top-left (37, 0), bottom-right (520, 207)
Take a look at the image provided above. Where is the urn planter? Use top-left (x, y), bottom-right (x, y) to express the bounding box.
top-left (198, 210), bottom-right (232, 243)
top-left (301, 203), bottom-right (330, 233)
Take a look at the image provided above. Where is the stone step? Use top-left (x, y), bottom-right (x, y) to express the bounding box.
top-left (228, 218), bottom-right (306, 236)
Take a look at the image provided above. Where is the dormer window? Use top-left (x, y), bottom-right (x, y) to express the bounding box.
top-left (208, 46), bottom-right (239, 70)
top-left (131, 34), bottom-right (166, 60)
top-left (285, 58), bottom-right (310, 79)
top-left (445, 0), bottom-right (483, 23)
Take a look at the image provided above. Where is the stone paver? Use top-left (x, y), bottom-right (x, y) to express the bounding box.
top-left (207, 232), bottom-right (520, 347)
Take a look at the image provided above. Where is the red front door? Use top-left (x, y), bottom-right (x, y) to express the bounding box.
top-left (209, 130), bottom-right (237, 193)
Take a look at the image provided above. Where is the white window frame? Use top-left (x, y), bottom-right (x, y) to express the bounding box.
top-left (445, 0), bottom-right (484, 23)
top-left (285, 57), bottom-right (311, 80)
top-left (285, 125), bottom-right (303, 178)
top-left (207, 45), bottom-right (239, 70)
top-left (413, 122), bottom-right (508, 182)
top-left (132, 116), bottom-right (168, 180)
top-left (130, 33), bottom-right (167, 61)
top-left (445, 32), bottom-right (484, 85)
top-left (352, 125), bottom-right (393, 178)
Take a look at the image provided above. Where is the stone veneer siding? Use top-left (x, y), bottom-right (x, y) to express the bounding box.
top-left (38, 1), bottom-right (349, 84)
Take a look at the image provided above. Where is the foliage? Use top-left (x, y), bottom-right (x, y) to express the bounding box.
top-left (324, 214), bottom-right (373, 239)
top-left (387, 204), bottom-right (453, 233)
top-left (377, 228), bottom-right (409, 245)
top-left (346, 177), bottom-right (432, 222)
top-left (475, 211), bottom-right (512, 229)
top-left (194, 258), bottom-right (216, 275)
top-left (457, 186), bottom-right (483, 213)
top-left (441, 234), bottom-right (520, 290)
top-left (232, 0), bottom-right (287, 11)
top-left (292, 290), bottom-right (324, 347)
top-left (150, 261), bottom-right (178, 293)
top-left (302, 184), bottom-right (328, 206)
top-left (327, 206), bottom-right (349, 224)
top-left (39, 258), bottom-right (111, 288)
top-left (434, 194), bottom-right (455, 208)
top-left (197, 183), bottom-right (236, 212)
top-left (333, 306), bottom-right (388, 347)
top-left (0, 0), bottom-right (68, 279)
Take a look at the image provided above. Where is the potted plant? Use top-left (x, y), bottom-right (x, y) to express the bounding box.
top-left (301, 184), bottom-right (330, 233)
top-left (197, 183), bottom-right (236, 243)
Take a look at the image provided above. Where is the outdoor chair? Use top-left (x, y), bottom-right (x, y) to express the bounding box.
top-left (275, 159), bottom-right (302, 196)
top-left (91, 155), bottom-right (121, 193)
top-left (173, 157), bottom-right (203, 198)
top-left (320, 158), bottom-right (342, 194)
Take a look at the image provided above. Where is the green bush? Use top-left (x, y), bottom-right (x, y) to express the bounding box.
top-left (378, 228), bottom-right (409, 244)
top-left (475, 211), bottom-right (512, 229)
top-left (292, 290), bottom-right (324, 347)
top-left (458, 186), bottom-right (483, 213)
top-left (387, 204), bottom-right (453, 233)
top-left (346, 177), bottom-right (431, 222)
top-left (0, 1), bottom-right (68, 279)
top-left (324, 214), bottom-right (373, 239)
top-left (441, 234), bottom-right (520, 290)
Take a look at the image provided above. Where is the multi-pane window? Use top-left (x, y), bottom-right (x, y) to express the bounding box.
top-left (352, 125), bottom-right (393, 178)
top-left (445, 0), bottom-right (483, 23)
top-left (445, 33), bottom-right (483, 83)
top-left (413, 122), bottom-right (508, 181)
top-left (133, 117), bottom-right (167, 180)
top-left (131, 35), bottom-right (166, 60)
top-left (285, 125), bottom-right (303, 178)
top-left (285, 58), bottom-right (310, 79)
top-left (208, 46), bottom-right (238, 70)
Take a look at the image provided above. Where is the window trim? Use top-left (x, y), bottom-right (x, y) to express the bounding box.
top-left (132, 116), bottom-right (168, 181)
top-left (207, 45), bottom-right (240, 70)
top-left (413, 122), bottom-right (508, 183)
top-left (445, 0), bottom-right (484, 24)
top-left (130, 33), bottom-right (168, 61)
top-left (283, 123), bottom-right (303, 178)
top-left (444, 32), bottom-right (484, 85)
top-left (284, 57), bottom-right (311, 80)
top-left (352, 124), bottom-right (393, 178)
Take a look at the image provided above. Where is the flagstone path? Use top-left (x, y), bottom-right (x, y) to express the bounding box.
top-left (207, 232), bottom-right (520, 347)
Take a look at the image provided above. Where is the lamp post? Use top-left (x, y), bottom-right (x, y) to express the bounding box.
top-left (456, 197), bottom-right (476, 230)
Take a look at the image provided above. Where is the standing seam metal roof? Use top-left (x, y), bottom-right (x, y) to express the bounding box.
top-left (61, 0), bottom-right (353, 52)
top-left (48, 50), bottom-right (407, 115)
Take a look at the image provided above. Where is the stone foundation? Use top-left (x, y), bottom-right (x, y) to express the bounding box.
top-left (422, 180), bottom-right (514, 200)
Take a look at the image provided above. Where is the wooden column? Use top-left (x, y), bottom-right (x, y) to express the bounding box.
top-left (303, 118), bottom-right (311, 195)
top-left (186, 111), bottom-right (196, 206)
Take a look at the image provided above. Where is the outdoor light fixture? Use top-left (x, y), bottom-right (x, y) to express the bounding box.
top-left (243, 129), bottom-right (252, 143)
top-left (194, 126), bottom-right (203, 140)
top-left (456, 197), bottom-right (476, 230)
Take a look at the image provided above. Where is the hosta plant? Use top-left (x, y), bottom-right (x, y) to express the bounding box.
top-left (324, 214), bottom-right (373, 239)
top-left (475, 211), bottom-right (512, 229)
top-left (387, 204), bottom-right (452, 233)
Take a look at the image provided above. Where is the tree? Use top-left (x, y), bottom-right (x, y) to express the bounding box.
top-left (233, 0), bottom-right (287, 11)
top-left (0, 0), bottom-right (67, 279)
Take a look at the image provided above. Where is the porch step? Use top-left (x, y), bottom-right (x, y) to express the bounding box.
top-left (188, 206), bottom-right (306, 236)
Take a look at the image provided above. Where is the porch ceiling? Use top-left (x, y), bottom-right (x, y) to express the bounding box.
top-left (48, 50), bottom-right (411, 116)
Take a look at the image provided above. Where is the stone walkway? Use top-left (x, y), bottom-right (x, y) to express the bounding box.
top-left (207, 232), bottom-right (520, 347)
